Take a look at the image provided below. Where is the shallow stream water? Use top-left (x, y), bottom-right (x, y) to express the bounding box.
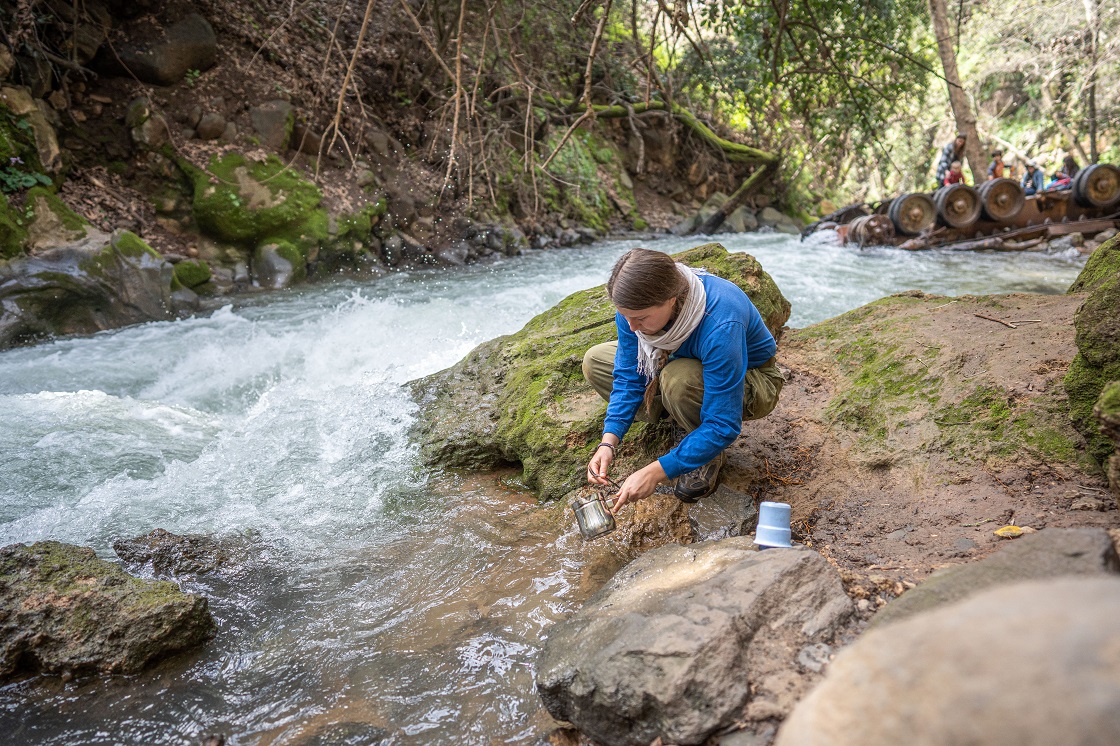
top-left (0, 232), bottom-right (1086, 744)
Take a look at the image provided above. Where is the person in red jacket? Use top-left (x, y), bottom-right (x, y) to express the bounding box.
top-left (943, 160), bottom-right (967, 186)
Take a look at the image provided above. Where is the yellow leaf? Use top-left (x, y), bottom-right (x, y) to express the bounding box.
top-left (994, 525), bottom-right (1023, 539)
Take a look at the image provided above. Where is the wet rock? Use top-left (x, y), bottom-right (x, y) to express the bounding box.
top-left (97, 13), bottom-right (217, 86)
top-left (1049, 232), bottom-right (1083, 252)
top-left (381, 234), bottom-right (403, 266)
top-left (195, 112), bottom-right (225, 140)
top-left (1094, 228), bottom-right (1118, 244)
top-left (776, 577), bottom-right (1120, 746)
top-left (0, 541), bottom-right (215, 680)
top-left (434, 240), bottom-right (469, 267)
top-left (253, 240), bottom-right (304, 289)
top-left (688, 483), bottom-right (760, 541)
top-left (250, 100), bottom-right (294, 151)
top-left (536, 541), bottom-right (852, 746)
top-left (113, 529), bottom-right (232, 576)
top-left (0, 229), bottom-right (175, 349)
top-left (409, 244), bottom-right (791, 501)
top-left (872, 528), bottom-right (1120, 628)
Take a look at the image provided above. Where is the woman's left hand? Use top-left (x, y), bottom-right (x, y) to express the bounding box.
top-left (611, 461), bottom-right (667, 513)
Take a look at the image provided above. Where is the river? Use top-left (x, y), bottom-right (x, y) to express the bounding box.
top-left (0, 232), bottom-right (1086, 744)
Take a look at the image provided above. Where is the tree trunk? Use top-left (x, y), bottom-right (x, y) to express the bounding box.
top-left (928, 0), bottom-right (985, 183)
top-left (1083, 0), bottom-right (1100, 162)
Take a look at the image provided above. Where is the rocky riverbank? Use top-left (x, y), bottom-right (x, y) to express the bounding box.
top-left (0, 3), bottom-right (810, 353)
top-left (410, 239), bottom-right (1120, 744)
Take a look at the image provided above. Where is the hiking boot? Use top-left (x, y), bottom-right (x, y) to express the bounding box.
top-left (674, 452), bottom-right (726, 503)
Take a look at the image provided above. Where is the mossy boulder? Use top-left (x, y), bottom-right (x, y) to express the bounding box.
top-left (1095, 381), bottom-right (1120, 504)
top-left (408, 243), bottom-right (791, 501)
top-left (189, 152), bottom-right (324, 244)
top-left (1065, 243), bottom-right (1120, 465)
top-left (173, 259), bottom-right (211, 288)
top-left (253, 239), bottom-right (305, 288)
top-left (0, 229), bottom-right (176, 350)
top-left (1068, 235), bottom-right (1120, 294)
top-left (0, 541), bottom-right (215, 680)
top-left (24, 186), bottom-right (88, 250)
top-left (0, 192), bottom-right (28, 258)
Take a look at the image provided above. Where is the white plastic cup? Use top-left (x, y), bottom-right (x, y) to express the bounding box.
top-left (754, 501), bottom-right (793, 549)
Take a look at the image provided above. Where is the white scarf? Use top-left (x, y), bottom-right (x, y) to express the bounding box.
top-left (635, 264), bottom-right (707, 381)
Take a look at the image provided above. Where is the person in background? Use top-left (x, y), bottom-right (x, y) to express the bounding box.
top-left (943, 160), bottom-right (967, 186)
top-left (1063, 155), bottom-right (1080, 180)
top-left (1022, 162), bottom-right (1045, 195)
top-left (936, 133), bottom-right (968, 187)
top-left (1046, 171), bottom-right (1072, 191)
top-left (987, 150), bottom-right (1005, 179)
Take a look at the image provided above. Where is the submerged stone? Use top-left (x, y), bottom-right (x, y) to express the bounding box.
top-left (0, 541), bottom-right (215, 680)
top-left (408, 243), bottom-right (791, 501)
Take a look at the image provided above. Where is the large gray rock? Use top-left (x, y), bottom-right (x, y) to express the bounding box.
top-left (536, 540), bottom-right (852, 746)
top-left (0, 229), bottom-right (176, 350)
top-left (777, 577), bottom-right (1120, 746)
top-left (0, 541), bottom-right (215, 680)
top-left (97, 13), bottom-right (217, 86)
top-left (872, 528), bottom-right (1120, 628)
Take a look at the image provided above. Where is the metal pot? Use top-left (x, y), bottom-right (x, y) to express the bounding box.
top-left (571, 492), bottom-right (617, 541)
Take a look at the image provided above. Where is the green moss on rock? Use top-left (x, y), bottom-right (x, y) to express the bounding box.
top-left (0, 192), bottom-right (28, 258)
top-left (409, 243), bottom-right (790, 501)
top-left (1065, 266), bottom-right (1120, 465)
top-left (173, 259), bottom-right (211, 288)
top-left (188, 153), bottom-right (323, 244)
top-left (793, 293), bottom-right (1086, 469)
top-left (23, 187), bottom-right (88, 250)
top-left (0, 541), bottom-right (215, 679)
top-left (1069, 235), bottom-right (1120, 294)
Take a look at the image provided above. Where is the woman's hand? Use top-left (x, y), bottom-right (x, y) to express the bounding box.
top-left (587, 437), bottom-right (619, 486)
top-left (611, 460), bottom-right (667, 513)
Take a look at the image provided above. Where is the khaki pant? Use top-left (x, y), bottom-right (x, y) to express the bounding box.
top-left (581, 342), bottom-right (784, 433)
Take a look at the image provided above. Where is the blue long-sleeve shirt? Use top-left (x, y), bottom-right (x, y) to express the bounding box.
top-left (603, 273), bottom-right (777, 478)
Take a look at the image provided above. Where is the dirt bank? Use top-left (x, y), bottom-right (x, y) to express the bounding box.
top-left (728, 290), bottom-right (1117, 601)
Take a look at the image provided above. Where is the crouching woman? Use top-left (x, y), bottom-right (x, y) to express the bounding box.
top-left (583, 248), bottom-right (783, 512)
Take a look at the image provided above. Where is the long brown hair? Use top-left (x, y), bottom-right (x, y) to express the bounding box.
top-left (607, 248), bottom-right (690, 413)
top-left (607, 248), bottom-right (689, 310)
